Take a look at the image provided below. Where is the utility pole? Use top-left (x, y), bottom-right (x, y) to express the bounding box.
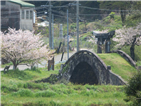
top-left (52, 14), bottom-right (54, 49)
top-left (67, 9), bottom-right (69, 59)
top-left (60, 24), bottom-right (63, 38)
top-left (76, 0), bottom-right (79, 52)
top-left (49, 1), bottom-right (52, 49)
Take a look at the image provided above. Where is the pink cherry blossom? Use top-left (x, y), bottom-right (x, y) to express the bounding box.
top-left (113, 24), bottom-right (141, 60)
top-left (1, 28), bottom-right (50, 70)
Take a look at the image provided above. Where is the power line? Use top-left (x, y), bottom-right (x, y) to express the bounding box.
top-left (76, 0), bottom-right (79, 52)
top-left (52, 6), bottom-right (68, 8)
top-left (80, 5), bottom-right (140, 12)
top-left (79, 14), bottom-right (110, 16)
top-left (49, 1), bottom-right (52, 49)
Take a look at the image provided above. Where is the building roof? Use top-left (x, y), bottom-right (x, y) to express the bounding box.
top-left (9, 0), bottom-right (35, 8)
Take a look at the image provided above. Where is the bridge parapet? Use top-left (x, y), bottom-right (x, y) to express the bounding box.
top-left (110, 50), bottom-right (136, 67)
top-left (66, 50), bottom-right (107, 69)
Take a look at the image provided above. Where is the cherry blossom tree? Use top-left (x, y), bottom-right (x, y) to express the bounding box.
top-left (1, 28), bottom-right (51, 70)
top-left (113, 24), bottom-right (141, 60)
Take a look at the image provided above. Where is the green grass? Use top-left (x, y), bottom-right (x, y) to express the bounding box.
top-left (1, 54), bottom-right (137, 106)
top-left (136, 61), bottom-right (141, 66)
top-left (1, 66), bottom-right (131, 106)
top-left (1, 62), bottom-right (13, 68)
top-left (98, 53), bottom-right (137, 81)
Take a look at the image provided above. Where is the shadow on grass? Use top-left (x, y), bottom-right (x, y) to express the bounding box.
top-left (24, 67), bottom-right (41, 73)
top-left (2, 68), bottom-right (41, 80)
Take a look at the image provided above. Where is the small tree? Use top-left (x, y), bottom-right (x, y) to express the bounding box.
top-left (1, 28), bottom-right (50, 70)
top-left (124, 71), bottom-right (141, 105)
top-left (113, 24), bottom-right (141, 60)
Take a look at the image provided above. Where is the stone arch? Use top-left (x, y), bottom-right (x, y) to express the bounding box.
top-left (58, 50), bottom-right (126, 85)
top-left (70, 61), bottom-right (98, 85)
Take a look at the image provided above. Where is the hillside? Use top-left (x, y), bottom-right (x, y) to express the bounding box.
top-left (98, 53), bottom-right (137, 81)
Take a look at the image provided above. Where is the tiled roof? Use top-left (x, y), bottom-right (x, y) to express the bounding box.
top-left (9, 0), bottom-right (35, 7)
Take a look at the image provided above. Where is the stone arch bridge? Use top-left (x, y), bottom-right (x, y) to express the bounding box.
top-left (58, 50), bottom-right (126, 85)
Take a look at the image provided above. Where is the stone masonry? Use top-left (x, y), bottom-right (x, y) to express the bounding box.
top-left (58, 50), bottom-right (126, 85)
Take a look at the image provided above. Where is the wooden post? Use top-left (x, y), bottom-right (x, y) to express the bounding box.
top-left (57, 42), bottom-right (62, 54)
top-left (48, 56), bottom-right (54, 71)
top-left (61, 52), bottom-right (64, 61)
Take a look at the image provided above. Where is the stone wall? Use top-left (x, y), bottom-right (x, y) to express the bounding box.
top-left (109, 70), bottom-right (127, 85)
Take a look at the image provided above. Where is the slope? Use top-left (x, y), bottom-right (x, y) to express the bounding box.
top-left (97, 53), bottom-right (137, 82)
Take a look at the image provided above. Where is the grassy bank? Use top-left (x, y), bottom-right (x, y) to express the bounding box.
top-left (1, 67), bottom-right (130, 106)
top-left (98, 53), bottom-right (137, 81)
top-left (1, 53), bottom-right (137, 106)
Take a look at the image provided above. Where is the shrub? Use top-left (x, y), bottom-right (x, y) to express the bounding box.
top-left (124, 71), bottom-right (141, 105)
top-left (5, 69), bottom-right (33, 80)
top-left (109, 12), bottom-right (115, 19)
top-left (1, 85), bottom-right (18, 93)
top-left (55, 63), bottom-right (62, 70)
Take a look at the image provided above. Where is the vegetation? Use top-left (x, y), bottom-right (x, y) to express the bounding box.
top-left (121, 45), bottom-right (141, 62)
top-left (1, 52), bottom-right (138, 106)
top-left (1, 67), bottom-right (129, 106)
top-left (1, 28), bottom-right (50, 70)
top-left (98, 53), bottom-right (137, 81)
top-left (112, 24), bottom-right (141, 60)
top-left (98, 1), bottom-right (131, 26)
top-left (1, 43), bottom-right (138, 106)
top-left (1, 62), bottom-right (13, 68)
top-left (125, 12), bottom-right (141, 27)
top-left (2, 1), bottom-right (141, 106)
top-left (124, 71), bottom-right (141, 105)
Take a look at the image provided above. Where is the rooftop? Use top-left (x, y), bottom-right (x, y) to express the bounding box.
top-left (9, 0), bottom-right (35, 7)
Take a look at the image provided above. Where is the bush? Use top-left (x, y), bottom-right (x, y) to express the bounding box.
top-left (55, 63), bottom-right (62, 70)
top-left (5, 69), bottom-right (33, 80)
top-left (109, 12), bottom-right (115, 19)
top-left (124, 71), bottom-right (141, 105)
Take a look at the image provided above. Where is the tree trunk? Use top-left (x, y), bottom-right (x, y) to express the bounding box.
top-left (31, 62), bottom-right (35, 70)
top-left (130, 37), bottom-right (136, 60)
top-left (13, 62), bottom-right (18, 70)
top-left (120, 9), bottom-right (126, 26)
top-left (130, 45), bottom-right (135, 60)
top-left (13, 65), bottom-right (17, 70)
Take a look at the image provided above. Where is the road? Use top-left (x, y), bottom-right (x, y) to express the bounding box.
top-left (0, 50), bottom-right (76, 71)
top-left (0, 48), bottom-right (93, 71)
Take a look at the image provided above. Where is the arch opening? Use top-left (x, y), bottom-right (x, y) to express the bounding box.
top-left (69, 62), bottom-right (98, 85)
